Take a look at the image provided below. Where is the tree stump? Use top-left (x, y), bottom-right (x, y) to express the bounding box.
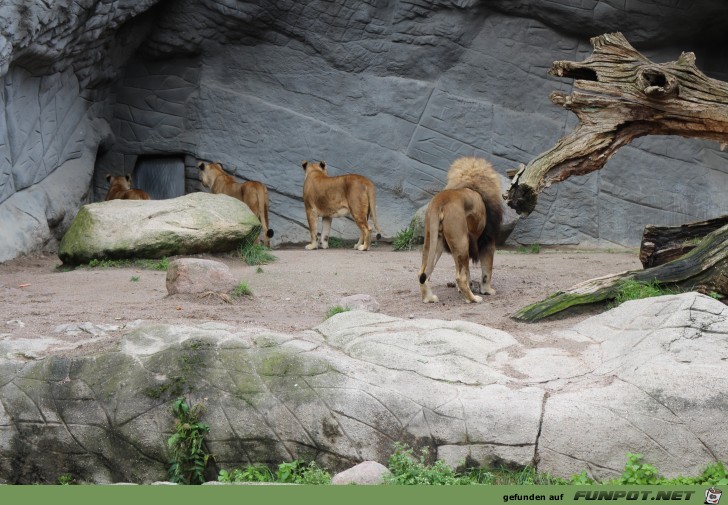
top-left (639, 215), bottom-right (728, 268)
top-left (505, 32), bottom-right (728, 216)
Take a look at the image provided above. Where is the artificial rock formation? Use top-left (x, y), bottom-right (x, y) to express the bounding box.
top-left (0, 293), bottom-right (725, 483)
top-left (2, 1), bottom-right (728, 262)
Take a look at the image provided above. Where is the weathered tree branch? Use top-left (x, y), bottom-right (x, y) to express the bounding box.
top-left (505, 32), bottom-right (728, 215)
top-left (639, 215), bottom-right (728, 268)
top-left (513, 223), bottom-right (728, 322)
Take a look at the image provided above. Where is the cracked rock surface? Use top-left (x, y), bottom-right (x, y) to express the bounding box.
top-left (0, 292), bottom-right (724, 483)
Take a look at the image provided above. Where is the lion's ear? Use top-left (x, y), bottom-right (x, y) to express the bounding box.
top-left (302, 160), bottom-right (308, 170)
top-left (125, 174), bottom-right (132, 183)
top-left (197, 161), bottom-right (205, 170)
top-left (105, 174), bottom-right (111, 182)
top-left (320, 161), bottom-right (326, 169)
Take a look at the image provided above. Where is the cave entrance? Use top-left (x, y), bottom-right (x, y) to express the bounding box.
top-left (132, 155), bottom-right (185, 200)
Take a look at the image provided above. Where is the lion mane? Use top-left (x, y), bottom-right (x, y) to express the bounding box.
top-left (417, 156), bottom-right (503, 303)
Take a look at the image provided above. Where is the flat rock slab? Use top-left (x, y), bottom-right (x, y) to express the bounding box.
top-left (166, 258), bottom-right (238, 295)
top-left (58, 192), bottom-right (260, 265)
top-left (0, 292), bottom-right (724, 484)
top-left (331, 461), bottom-right (391, 485)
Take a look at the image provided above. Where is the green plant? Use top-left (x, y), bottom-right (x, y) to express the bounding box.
top-left (167, 398), bottom-right (211, 485)
top-left (393, 223), bottom-right (417, 251)
top-left (86, 257), bottom-right (168, 270)
top-left (256, 266), bottom-right (264, 274)
top-left (324, 305), bottom-right (350, 320)
top-left (232, 281), bottom-right (253, 298)
top-left (130, 276), bottom-right (140, 282)
top-left (611, 279), bottom-right (676, 308)
top-left (239, 236), bottom-right (277, 266)
top-left (516, 244), bottom-right (541, 254)
top-left (57, 473), bottom-right (75, 485)
top-left (325, 236), bottom-right (348, 249)
top-left (386, 443), bottom-right (465, 485)
top-left (218, 461), bottom-right (331, 485)
top-left (708, 291), bottom-right (724, 300)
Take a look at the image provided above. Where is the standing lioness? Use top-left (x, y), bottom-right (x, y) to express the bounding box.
top-left (302, 160), bottom-right (382, 251)
top-left (197, 161), bottom-right (274, 247)
top-left (418, 156), bottom-right (503, 304)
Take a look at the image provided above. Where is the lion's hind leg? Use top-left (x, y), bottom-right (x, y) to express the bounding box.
top-left (353, 210), bottom-right (372, 251)
top-left (442, 216), bottom-right (482, 304)
top-left (478, 239), bottom-right (497, 295)
top-left (321, 217), bottom-right (333, 249)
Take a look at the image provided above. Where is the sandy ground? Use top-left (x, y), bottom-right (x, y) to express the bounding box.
top-left (0, 245), bottom-right (643, 358)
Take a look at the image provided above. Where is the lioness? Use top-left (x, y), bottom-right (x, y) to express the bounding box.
top-left (197, 161), bottom-right (274, 247)
top-left (418, 156), bottom-right (503, 304)
top-left (105, 174), bottom-right (151, 201)
top-left (301, 160), bottom-right (382, 251)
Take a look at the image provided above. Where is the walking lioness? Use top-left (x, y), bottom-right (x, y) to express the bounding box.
top-left (418, 156), bottom-right (503, 304)
top-left (301, 160), bottom-right (382, 251)
top-left (197, 161), bottom-right (274, 247)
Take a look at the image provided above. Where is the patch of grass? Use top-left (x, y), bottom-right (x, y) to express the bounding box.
top-left (325, 236), bottom-right (349, 249)
top-left (57, 473), bottom-right (75, 485)
top-left (708, 291), bottom-right (724, 300)
top-left (167, 398), bottom-right (211, 485)
top-left (232, 281), bottom-right (253, 298)
top-left (516, 244), bottom-right (541, 254)
top-left (87, 257), bottom-right (169, 270)
top-left (256, 266), bottom-right (264, 274)
top-left (239, 236), bottom-right (277, 266)
top-left (324, 305), bottom-right (350, 320)
top-left (219, 461), bottom-right (331, 485)
top-left (611, 279), bottom-right (677, 308)
top-left (130, 276), bottom-right (140, 282)
top-left (393, 223), bottom-right (417, 251)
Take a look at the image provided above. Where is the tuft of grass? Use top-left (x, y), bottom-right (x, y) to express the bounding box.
top-left (324, 305), bottom-right (350, 320)
top-left (256, 266), bottom-right (264, 274)
top-left (87, 257), bottom-right (168, 270)
top-left (130, 276), bottom-right (140, 282)
top-left (393, 223), bottom-right (417, 251)
top-left (57, 473), bottom-right (75, 485)
top-left (239, 236), bottom-right (277, 266)
top-left (611, 279), bottom-right (676, 308)
top-left (516, 244), bottom-right (541, 254)
top-left (325, 236), bottom-right (349, 249)
top-left (232, 281), bottom-right (252, 298)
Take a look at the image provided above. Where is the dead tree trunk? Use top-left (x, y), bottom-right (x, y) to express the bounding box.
top-left (640, 215), bottom-right (728, 268)
top-left (513, 224), bottom-right (728, 322)
top-left (505, 32), bottom-right (728, 215)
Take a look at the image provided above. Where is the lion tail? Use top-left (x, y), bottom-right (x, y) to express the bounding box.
top-left (478, 189), bottom-right (503, 251)
top-left (261, 185), bottom-right (274, 239)
top-left (419, 203), bottom-right (441, 285)
top-left (367, 183), bottom-right (383, 240)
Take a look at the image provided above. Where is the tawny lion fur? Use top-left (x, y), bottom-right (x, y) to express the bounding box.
top-left (301, 160), bottom-right (382, 251)
top-left (418, 156), bottom-right (503, 304)
top-left (197, 162), bottom-right (274, 247)
top-left (105, 174), bottom-right (151, 201)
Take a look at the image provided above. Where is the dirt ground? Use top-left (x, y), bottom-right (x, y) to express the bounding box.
top-left (0, 245), bottom-right (643, 358)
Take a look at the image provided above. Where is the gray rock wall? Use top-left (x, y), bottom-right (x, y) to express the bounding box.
top-left (2, 0), bottom-right (728, 261)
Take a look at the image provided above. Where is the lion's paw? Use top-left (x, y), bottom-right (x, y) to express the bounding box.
top-left (422, 295), bottom-right (439, 303)
top-left (480, 287), bottom-right (496, 295)
top-left (305, 243), bottom-right (318, 250)
top-left (356, 245), bottom-right (368, 251)
top-left (321, 242), bottom-right (329, 249)
top-left (468, 295), bottom-right (483, 303)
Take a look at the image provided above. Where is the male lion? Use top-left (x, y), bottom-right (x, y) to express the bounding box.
top-left (105, 174), bottom-right (151, 201)
top-left (418, 156), bottom-right (503, 304)
top-left (301, 160), bottom-right (382, 251)
top-left (197, 161), bottom-right (274, 247)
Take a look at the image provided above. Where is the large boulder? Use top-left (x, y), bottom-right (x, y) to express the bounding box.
top-left (0, 292), bottom-right (724, 483)
top-left (58, 192), bottom-right (260, 265)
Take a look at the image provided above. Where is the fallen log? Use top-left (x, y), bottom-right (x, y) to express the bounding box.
top-left (513, 224), bottom-right (728, 322)
top-left (505, 32), bottom-right (728, 216)
top-left (639, 215), bottom-right (728, 268)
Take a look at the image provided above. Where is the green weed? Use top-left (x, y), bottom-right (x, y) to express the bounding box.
top-left (167, 398), bottom-right (211, 485)
top-left (87, 257), bottom-right (168, 270)
top-left (130, 276), bottom-right (139, 282)
top-left (516, 244), bottom-right (541, 254)
top-left (256, 266), bottom-right (264, 274)
top-left (324, 305), bottom-right (350, 320)
top-left (57, 473), bottom-right (75, 485)
top-left (219, 461), bottom-right (331, 485)
top-left (393, 223), bottom-right (417, 251)
top-left (239, 236), bottom-right (277, 266)
top-left (611, 279), bottom-right (676, 308)
top-left (232, 281), bottom-right (252, 298)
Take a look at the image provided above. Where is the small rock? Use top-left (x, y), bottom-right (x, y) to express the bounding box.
top-left (339, 294), bottom-right (380, 313)
top-left (331, 461), bottom-right (391, 485)
top-left (166, 258), bottom-right (238, 295)
top-left (6, 320), bottom-right (24, 328)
